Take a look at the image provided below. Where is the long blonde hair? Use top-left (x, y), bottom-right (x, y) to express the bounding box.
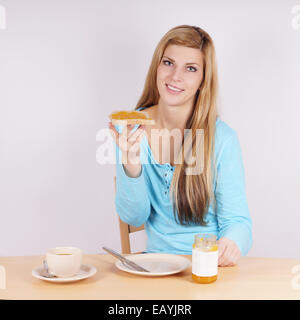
top-left (135, 25), bottom-right (218, 225)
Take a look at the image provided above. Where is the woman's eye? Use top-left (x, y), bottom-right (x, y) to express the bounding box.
top-left (163, 60), bottom-right (172, 66)
top-left (187, 66), bottom-right (197, 72)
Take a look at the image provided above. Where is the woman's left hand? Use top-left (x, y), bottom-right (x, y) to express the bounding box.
top-left (217, 237), bottom-right (241, 267)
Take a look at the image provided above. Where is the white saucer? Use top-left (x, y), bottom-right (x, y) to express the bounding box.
top-left (32, 264), bottom-right (97, 283)
top-left (115, 253), bottom-right (191, 276)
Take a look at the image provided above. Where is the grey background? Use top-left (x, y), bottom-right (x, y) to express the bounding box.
top-left (0, 0), bottom-right (299, 257)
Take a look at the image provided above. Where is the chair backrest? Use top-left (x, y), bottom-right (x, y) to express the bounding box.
top-left (114, 176), bottom-right (145, 254)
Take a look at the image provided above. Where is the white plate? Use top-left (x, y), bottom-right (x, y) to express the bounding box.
top-left (115, 253), bottom-right (191, 276)
top-left (32, 264), bottom-right (97, 283)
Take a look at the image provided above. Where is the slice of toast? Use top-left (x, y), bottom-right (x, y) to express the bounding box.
top-left (109, 110), bottom-right (155, 125)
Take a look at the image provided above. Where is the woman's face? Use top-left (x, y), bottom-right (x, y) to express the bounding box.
top-left (156, 44), bottom-right (204, 107)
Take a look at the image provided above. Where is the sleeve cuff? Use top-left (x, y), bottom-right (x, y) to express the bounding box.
top-left (218, 223), bottom-right (253, 256)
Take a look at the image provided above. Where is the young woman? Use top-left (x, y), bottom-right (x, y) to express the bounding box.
top-left (109, 25), bottom-right (252, 267)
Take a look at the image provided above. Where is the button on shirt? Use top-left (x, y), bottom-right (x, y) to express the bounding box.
top-left (114, 108), bottom-right (253, 256)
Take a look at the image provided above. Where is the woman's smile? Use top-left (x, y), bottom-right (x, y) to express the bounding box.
top-left (165, 83), bottom-right (185, 94)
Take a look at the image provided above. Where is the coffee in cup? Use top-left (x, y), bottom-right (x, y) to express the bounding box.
top-left (46, 247), bottom-right (83, 278)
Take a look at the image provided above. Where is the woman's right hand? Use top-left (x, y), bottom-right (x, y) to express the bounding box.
top-left (108, 122), bottom-right (146, 177)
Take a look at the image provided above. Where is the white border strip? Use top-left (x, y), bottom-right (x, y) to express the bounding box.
top-left (0, 5), bottom-right (6, 30)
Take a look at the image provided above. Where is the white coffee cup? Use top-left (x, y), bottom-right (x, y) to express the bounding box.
top-left (46, 247), bottom-right (83, 278)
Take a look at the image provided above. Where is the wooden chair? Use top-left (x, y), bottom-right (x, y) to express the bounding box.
top-left (114, 176), bottom-right (145, 254)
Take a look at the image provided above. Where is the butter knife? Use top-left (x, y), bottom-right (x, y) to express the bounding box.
top-left (102, 246), bottom-right (150, 272)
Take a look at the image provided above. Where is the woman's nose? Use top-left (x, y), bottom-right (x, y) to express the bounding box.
top-left (170, 67), bottom-right (183, 82)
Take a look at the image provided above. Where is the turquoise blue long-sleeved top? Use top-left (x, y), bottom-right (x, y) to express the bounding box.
top-left (114, 107), bottom-right (252, 256)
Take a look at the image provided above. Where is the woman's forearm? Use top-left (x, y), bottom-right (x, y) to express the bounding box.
top-left (122, 154), bottom-right (142, 178)
top-left (115, 163), bottom-right (151, 227)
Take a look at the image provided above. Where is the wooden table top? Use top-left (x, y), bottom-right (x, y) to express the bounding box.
top-left (0, 254), bottom-right (299, 300)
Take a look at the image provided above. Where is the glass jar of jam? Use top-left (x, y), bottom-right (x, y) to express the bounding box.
top-left (192, 234), bottom-right (218, 284)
